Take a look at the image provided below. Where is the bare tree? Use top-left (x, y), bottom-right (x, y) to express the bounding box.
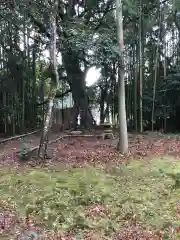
top-left (116, 0), bottom-right (128, 153)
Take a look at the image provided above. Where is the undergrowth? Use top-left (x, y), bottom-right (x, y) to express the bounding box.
top-left (0, 157), bottom-right (180, 238)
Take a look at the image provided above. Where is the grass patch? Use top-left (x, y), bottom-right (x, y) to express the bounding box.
top-left (0, 157), bottom-right (180, 238)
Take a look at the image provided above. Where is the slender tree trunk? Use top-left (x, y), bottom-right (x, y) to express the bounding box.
top-left (139, 0), bottom-right (143, 132)
top-left (32, 44), bottom-right (37, 127)
top-left (111, 63), bottom-right (116, 125)
top-left (21, 21), bottom-right (27, 133)
top-left (152, 10), bottom-right (161, 131)
top-left (151, 45), bottom-right (159, 131)
top-left (134, 43), bottom-right (138, 131)
top-left (163, 12), bottom-right (167, 132)
top-left (38, 0), bottom-right (59, 158)
top-left (116, 0), bottom-right (128, 153)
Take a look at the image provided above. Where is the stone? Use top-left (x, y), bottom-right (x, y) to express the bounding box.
top-left (100, 132), bottom-right (114, 140)
top-left (104, 129), bottom-right (113, 133)
top-left (70, 130), bottom-right (82, 135)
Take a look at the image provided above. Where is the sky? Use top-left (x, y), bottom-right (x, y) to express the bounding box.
top-left (85, 66), bottom-right (101, 86)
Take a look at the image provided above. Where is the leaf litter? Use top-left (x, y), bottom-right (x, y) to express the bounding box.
top-left (0, 133), bottom-right (180, 239)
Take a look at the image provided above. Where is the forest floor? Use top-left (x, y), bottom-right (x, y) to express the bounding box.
top-left (0, 132), bottom-right (180, 239)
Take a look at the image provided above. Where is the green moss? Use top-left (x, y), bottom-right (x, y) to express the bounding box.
top-left (0, 157), bottom-right (180, 237)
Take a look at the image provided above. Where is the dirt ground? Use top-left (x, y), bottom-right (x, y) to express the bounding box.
top-left (0, 131), bottom-right (180, 239)
top-left (0, 131), bottom-right (179, 169)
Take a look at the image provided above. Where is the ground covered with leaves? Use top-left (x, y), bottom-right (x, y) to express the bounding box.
top-left (0, 133), bottom-right (180, 239)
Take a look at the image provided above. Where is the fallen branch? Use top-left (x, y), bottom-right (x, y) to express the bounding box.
top-left (0, 130), bottom-right (41, 144)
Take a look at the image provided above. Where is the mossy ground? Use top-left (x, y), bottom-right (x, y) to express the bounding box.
top-left (0, 157), bottom-right (180, 239)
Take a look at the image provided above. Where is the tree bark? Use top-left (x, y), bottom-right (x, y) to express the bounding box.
top-left (116, 0), bottom-right (128, 153)
top-left (163, 11), bottom-right (167, 132)
top-left (152, 9), bottom-right (161, 131)
top-left (139, 0), bottom-right (143, 132)
top-left (62, 51), bottom-right (95, 128)
top-left (111, 63), bottom-right (116, 125)
top-left (133, 43), bottom-right (138, 131)
top-left (38, 0), bottom-right (59, 158)
top-left (100, 85), bottom-right (108, 124)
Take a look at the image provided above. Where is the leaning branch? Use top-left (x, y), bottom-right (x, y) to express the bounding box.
top-left (28, 12), bottom-right (50, 39)
top-left (36, 89), bottom-right (71, 106)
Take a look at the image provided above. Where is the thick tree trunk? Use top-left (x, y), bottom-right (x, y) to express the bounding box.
top-left (100, 87), bottom-right (107, 124)
top-left (62, 51), bottom-right (95, 128)
top-left (100, 107), bottom-right (105, 124)
top-left (116, 0), bottom-right (128, 153)
top-left (100, 105), bottom-right (105, 124)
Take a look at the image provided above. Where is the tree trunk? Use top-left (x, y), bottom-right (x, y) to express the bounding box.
top-left (151, 43), bottom-right (159, 131)
top-left (62, 51), bottom-right (95, 128)
top-left (152, 9), bottom-right (161, 131)
top-left (100, 86), bottom-right (107, 124)
top-left (139, 0), bottom-right (143, 132)
top-left (38, 0), bottom-right (59, 158)
top-left (134, 43), bottom-right (138, 131)
top-left (116, 0), bottom-right (128, 153)
top-left (100, 96), bottom-right (105, 124)
top-left (163, 12), bottom-right (167, 132)
top-left (111, 63), bottom-right (116, 125)
top-left (32, 44), bottom-right (37, 127)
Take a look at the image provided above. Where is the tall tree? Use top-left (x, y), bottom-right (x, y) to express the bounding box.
top-left (116, 0), bottom-right (128, 153)
top-left (139, 0), bottom-right (143, 132)
top-left (38, 0), bottom-right (59, 158)
top-left (151, 7), bottom-right (161, 131)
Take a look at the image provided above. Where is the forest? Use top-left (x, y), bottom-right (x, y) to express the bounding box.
top-left (1, 0), bottom-right (180, 136)
top-left (1, 0), bottom-right (180, 239)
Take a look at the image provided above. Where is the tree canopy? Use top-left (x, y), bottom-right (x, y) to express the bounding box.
top-left (0, 0), bottom-right (180, 135)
